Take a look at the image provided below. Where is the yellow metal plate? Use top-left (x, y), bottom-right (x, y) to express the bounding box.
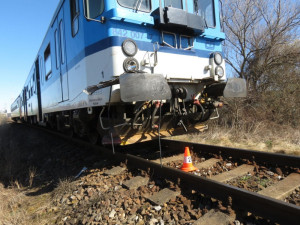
top-left (120, 124), bottom-right (208, 145)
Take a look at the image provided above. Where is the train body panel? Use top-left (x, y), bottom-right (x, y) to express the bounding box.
top-left (11, 96), bottom-right (22, 120)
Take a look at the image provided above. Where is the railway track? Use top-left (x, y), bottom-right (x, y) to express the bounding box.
top-left (121, 140), bottom-right (300, 224)
top-left (12, 122), bottom-right (300, 224)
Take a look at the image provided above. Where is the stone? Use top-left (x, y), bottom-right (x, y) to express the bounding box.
top-left (130, 207), bottom-right (138, 215)
top-left (147, 188), bottom-right (180, 206)
top-left (123, 176), bottom-right (149, 190)
top-left (275, 168), bottom-right (283, 176)
top-left (104, 166), bottom-right (126, 176)
top-left (149, 218), bottom-right (158, 225)
top-left (153, 205), bottom-right (162, 211)
top-left (193, 210), bottom-right (235, 225)
top-left (163, 212), bottom-right (171, 221)
top-left (109, 209), bottom-right (116, 218)
top-left (266, 171), bottom-right (274, 176)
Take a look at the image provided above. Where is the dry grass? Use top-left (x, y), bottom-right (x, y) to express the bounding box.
top-left (0, 184), bottom-right (57, 225)
top-left (170, 97), bottom-right (300, 155)
top-left (0, 123), bottom-right (57, 225)
top-left (172, 127), bottom-right (300, 155)
top-left (28, 167), bottom-right (37, 188)
top-left (0, 114), bottom-right (7, 125)
top-left (51, 178), bottom-right (77, 202)
top-left (0, 185), bottom-right (28, 225)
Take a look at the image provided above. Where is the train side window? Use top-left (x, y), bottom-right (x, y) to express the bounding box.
top-left (40, 57), bottom-right (44, 85)
top-left (84, 0), bottom-right (104, 19)
top-left (32, 75), bottom-right (35, 94)
top-left (70, 0), bottom-right (79, 36)
top-left (55, 29), bottom-right (60, 69)
top-left (59, 21), bottom-right (65, 64)
top-left (44, 44), bottom-right (52, 80)
top-left (33, 71), bottom-right (37, 94)
top-left (31, 80), bottom-right (33, 97)
top-left (26, 86), bottom-right (29, 99)
top-left (164, 0), bottom-right (182, 9)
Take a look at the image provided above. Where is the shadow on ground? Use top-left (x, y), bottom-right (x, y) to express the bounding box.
top-left (0, 122), bottom-right (110, 195)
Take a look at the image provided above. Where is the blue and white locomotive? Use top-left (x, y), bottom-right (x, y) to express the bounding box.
top-left (11, 0), bottom-right (245, 144)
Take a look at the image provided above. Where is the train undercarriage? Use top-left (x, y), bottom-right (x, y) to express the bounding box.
top-left (41, 85), bottom-right (224, 145)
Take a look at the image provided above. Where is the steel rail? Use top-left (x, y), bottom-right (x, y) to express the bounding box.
top-left (109, 151), bottom-right (300, 225)
top-left (160, 139), bottom-right (300, 168)
top-left (123, 139), bottom-right (300, 168)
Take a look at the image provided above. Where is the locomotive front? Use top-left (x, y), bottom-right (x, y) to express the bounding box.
top-left (83, 0), bottom-right (246, 144)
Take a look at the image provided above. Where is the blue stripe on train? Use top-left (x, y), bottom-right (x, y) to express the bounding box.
top-left (67, 36), bottom-right (214, 71)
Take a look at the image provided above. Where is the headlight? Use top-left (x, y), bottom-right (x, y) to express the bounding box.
top-left (123, 58), bottom-right (139, 73)
top-left (122, 39), bottom-right (138, 56)
top-left (215, 66), bottom-right (224, 77)
top-left (214, 52), bottom-right (223, 65)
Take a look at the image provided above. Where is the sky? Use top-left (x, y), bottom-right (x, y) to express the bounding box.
top-left (0, 0), bottom-right (60, 112)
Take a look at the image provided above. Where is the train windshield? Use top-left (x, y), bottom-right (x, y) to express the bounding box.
top-left (118, 0), bottom-right (151, 12)
top-left (164, 0), bottom-right (183, 9)
top-left (194, 0), bottom-right (215, 27)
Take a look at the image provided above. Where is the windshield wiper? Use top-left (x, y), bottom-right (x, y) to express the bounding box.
top-left (135, 0), bottom-right (142, 12)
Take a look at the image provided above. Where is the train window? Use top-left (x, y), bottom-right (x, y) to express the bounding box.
top-left (59, 21), bottom-right (65, 64)
top-left (40, 57), bottom-right (44, 85)
top-left (194, 0), bottom-right (215, 28)
top-left (118, 0), bottom-right (151, 12)
top-left (26, 86), bottom-right (29, 99)
top-left (33, 71), bottom-right (37, 94)
top-left (219, 0), bottom-right (224, 31)
top-left (44, 44), bottom-right (52, 80)
top-left (162, 31), bottom-right (177, 48)
top-left (70, 0), bottom-right (79, 36)
top-left (31, 85), bottom-right (33, 97)
top-left (84, 0), bottom-right (104, 19)
top-left (180, 35), bottom-right (194, 50)
top-left (164, 0), bottom-right (182, 9)
top-left (55, 30), bottom-right (60, 69)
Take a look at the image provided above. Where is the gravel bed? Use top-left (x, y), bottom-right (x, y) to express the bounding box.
top-left (285, 188), bottom-right (300, 206)
top-left (164, 156), bottom-right (237, 178)
top-left (227, 165), bottom-right (279, 192)
top-left (50, 165), bottom-right (231, 225)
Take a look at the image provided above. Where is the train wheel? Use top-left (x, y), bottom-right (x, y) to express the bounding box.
top-left (64, 126), bottom-right (74, 138)
top-left (87, 128), bottom-right (100, 144)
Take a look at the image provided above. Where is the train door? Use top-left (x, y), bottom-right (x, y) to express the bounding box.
top-left (53, 8), bottom-right (69, 103)
top-left (35, 58), bottom-right (43, 121)
top-left (58, 11), bottom-right (69, 101)
top-left (23, 88), bottom-right (28, 121)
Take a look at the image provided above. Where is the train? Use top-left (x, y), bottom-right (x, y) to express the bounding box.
top-left (11, 0), bottom-right (246, 145)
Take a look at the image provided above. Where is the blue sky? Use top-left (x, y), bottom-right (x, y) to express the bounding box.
top-left (0, 0), bottom-right (60, 112)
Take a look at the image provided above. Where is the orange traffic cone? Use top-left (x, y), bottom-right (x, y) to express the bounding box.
top-left (180, 147), bottom-right (198, 172)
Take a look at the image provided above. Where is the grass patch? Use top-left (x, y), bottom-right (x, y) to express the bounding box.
top-left (52, 178), bottom-right (77, 202)
top-left (170, 123), bottom-right (300, 155)
top-left (0, 184), bottom-right (58, 225)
